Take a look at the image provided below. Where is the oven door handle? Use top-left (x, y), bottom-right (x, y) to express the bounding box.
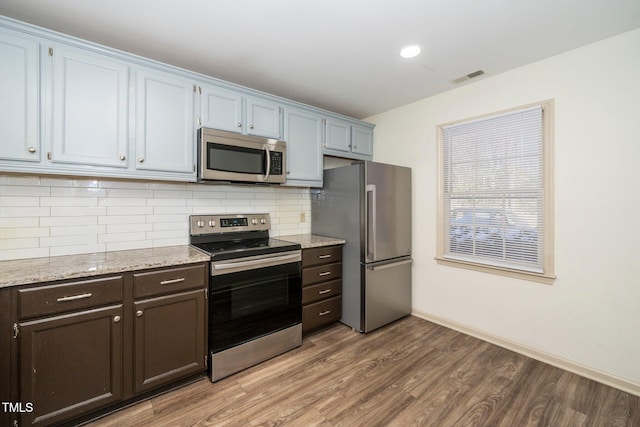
top-left (212, 251), bottom-right (301, 275)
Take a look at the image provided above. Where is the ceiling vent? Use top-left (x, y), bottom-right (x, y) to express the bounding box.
top-left (449, 69), bottom-right (486, 85)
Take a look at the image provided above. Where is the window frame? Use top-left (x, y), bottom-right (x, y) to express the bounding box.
top-left (435, 100), bottom-right (556, 284)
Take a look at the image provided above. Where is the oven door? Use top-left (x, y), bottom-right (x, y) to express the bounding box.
top-left (209, 252), bottom-right (301, 353)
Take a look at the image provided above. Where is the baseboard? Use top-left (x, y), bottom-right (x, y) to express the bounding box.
top-left (412, 309), bottom-right (640, 397)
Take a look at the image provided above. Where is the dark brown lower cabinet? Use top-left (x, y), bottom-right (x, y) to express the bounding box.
top-left (134, 289), bottom-right (206, 394)
top-left (18, 305), bottom-right (123, 427)
top-left (9, 262), bottom-right (208, 427)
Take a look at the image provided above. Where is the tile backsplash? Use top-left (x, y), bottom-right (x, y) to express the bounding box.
top-left (0, 174), bottom-right (311, 261)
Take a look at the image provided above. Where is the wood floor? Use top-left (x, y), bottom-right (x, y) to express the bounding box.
top-left (88, 316), bottom-right (639, 426)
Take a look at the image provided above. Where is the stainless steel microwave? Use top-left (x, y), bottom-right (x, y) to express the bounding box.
top-left (197, 128), bottom-right (286, 184)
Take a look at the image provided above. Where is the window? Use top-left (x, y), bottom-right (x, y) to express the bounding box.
top-left (436, 101), bottom-right (555, 283)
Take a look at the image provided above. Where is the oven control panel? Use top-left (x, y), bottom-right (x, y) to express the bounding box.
top-left (190, 213), bottom-right (270, 235)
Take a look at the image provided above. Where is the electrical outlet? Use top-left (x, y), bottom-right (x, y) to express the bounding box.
top-left (300, 212), bottom-right (306, 222)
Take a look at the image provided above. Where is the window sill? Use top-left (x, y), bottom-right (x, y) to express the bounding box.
top-left (435, 257), bottom-right (556, 285)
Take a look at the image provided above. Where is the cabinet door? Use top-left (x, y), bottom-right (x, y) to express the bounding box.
top-left (352, 124), bottom-right (374, 157)
top-left (0, 28), bottom-right (40, 162)
top-left (200, 84), bottom-right (244, 133)
top-left (246, 96), bottom-right (282, 139)
top-left (324, 118), bottom-right (351, 153)
top-left (50, 44), bottom-right (129, 168)
top-left (19, 305), bottom-right (123, 427)
top-left (135, 68), bottom-right (195, 174)
top-left (133, 289), bottom-right (206, 394)
top-left (283, 107), bottom-right (323, 187)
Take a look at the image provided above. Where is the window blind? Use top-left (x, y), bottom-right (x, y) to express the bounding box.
top-left (442, 105), bottom-right (544, 273)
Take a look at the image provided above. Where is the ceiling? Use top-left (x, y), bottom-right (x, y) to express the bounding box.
top-left (1, 0), bottom-right (639, 119)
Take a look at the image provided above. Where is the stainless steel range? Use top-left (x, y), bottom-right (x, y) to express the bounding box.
top-left (189, 213), bottom-right (302, 382)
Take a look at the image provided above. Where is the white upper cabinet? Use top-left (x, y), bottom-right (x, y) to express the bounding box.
top-left (200, 84), bottom-right (282, 139)
top-left (323, 117), bottom-right (374, 159)
top-left (48, 44), bottom-right (129, 168)
top-left (135, 67), bottom-right (196, 175)
top-left (245, 96), bottom-right (281, 139)
top-left (283, 107), bottom-right (323, 187)
top-left (0, 28), bottom-right (40, 163)
top-left (200, 84), bottom-right (243, 133)
top-left (351, 124), bottom-right (374, 157)
top-left (324, 118), bottom-right (351, 153)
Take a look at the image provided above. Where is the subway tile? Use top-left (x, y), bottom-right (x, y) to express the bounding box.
top-left (40, 197), bottom-right (99, 207)
top-left (0, 247), bottom-right (49, 261)
top-left (0, 196), bottom-right (40, 207)
top-left (99, 232), bottom-right (147, 243)
top-left (50, 243), bottom-right (106, 257)
top-left (41, 216), bottom-right (98, 227)
top-left (50, 206), bottom-right (106, 217)
top-left (0, 227), bottom-right (49, 239)
top-left (98, 215), bottom-right (146, 225)
top-left (50, 187), bottom-right (106, 197)
top-left (0, 217), bottom-right (39, 228)
top-left (99, 197), bottom-right (147, 207)
top-left (0, 237), bottom-right (40, 249)
top-left (40, 234), bottom-right (98, 247)
top-left (105, 206), bottom-right (152, 216)
top-left (0, 207), bottom-right (50, 217)
top-left (0, 175), bottom-right (41, 186)
top-left (0, 185), bottom-right (50, 196)
top-left (106, 240), bottom-right (151, 252)
top-left (50, 225), bottom-right (106, 237)
top-left (107, 223), bottom-right (153, 234)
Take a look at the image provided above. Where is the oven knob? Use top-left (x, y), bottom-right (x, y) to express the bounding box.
top-left (260, 218), bottom-right (267, 224)
top-left (251, 219), bottom-right (258, 225)
top-left (208, 220), bottom-right (216, 227)
top-left (196, 220), bottom-right (205, 228)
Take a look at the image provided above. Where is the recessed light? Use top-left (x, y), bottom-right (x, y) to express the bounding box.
top-left (400, 45), bottom-right (422, 59)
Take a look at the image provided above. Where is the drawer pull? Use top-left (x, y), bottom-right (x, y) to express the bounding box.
top-left (136, 310), bottom-right (143, 317)
top-left (160, 278), bottom-right (185, 285)
top-left (318, 289), bottom-right (332, 295)
top-left (318, 271), bottom-right (331, 277)
top-left (113, 316), bottom-right (121, 323)
top-left (318, 254), bottom-right (332, 259)
top-left (57, 293), bottom-right (92, 302)
top-left (319, 310), bottom-right (331, 316)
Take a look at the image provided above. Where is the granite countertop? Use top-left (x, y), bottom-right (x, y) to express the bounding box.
top-left (0, 245), bottom-right (210, 289)
top-left (277, 234), bottom-right (345, 249)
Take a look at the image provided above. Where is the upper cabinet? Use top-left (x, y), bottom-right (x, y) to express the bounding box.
top-left (135, 67), bottom-right (196, 175)
top-left (323, 117), bottom-right (374, 159)
top-left (48, 44), bottom-right (129, 169)
top-left (0, 17), bottom-right (373, 185)
top-left (200, 84), bottom-right (282, 139)
top-left (283, 107), bottom-right (323, 187)
top-left (0, 27), bottom-right (40, 163)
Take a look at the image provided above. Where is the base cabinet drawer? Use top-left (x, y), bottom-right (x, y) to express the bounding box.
top-left (302, 279), bottom-right (341, 305)
top-left (302, 296), bottom-right (341, 333)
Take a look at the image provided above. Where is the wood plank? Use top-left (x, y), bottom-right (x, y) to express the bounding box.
top-left (87, 316), bottom-right (640, 427)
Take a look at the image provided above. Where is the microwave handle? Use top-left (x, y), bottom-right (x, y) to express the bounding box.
top-left (264, 144), bottom-right (271, 182)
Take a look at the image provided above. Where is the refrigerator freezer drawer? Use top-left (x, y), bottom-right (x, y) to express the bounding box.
top-left (364, 258), bottom-right (412, 333)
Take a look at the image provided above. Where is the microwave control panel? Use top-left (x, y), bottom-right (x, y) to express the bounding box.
top-left (270, 151), bottom-right (283, 175)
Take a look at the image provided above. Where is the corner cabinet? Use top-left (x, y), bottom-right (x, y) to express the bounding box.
top-left (283, 107), bottom-right (324, 187)
top-left (8, 262), bottom-right (208, 427)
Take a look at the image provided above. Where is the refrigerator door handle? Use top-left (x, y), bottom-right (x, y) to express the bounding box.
top-left (368, 258), bottom-right (413, 271)
top-left (366, 184), bottom-right (377, 261)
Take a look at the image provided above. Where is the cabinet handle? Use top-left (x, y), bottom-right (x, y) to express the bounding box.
top-left (249, 124), bottom-right (254, 129)
top-left (160, 277), bottom-right (185, 285)
top-left (319, 310), bottom-right (331, 316)
top-left (318, 271), bottom-right (331, 277)
top-left (136, 310), bottom-right (143, 317)
top-left (57, 293), bottom-right (92, 302)
top-left (237, 123), bottom-right (242, 127)
top-left (120, 155), bottom-right (126, 161)
top-left (28, 147), bottom-right (37, 153)
top-left (113, 315), bottom-right (121, 323)
top-left (318, 254), bottom-right (332, 259)
top-left (318, 289), bottom-right (332, 295)
top-left (138, 158), bottom-right (144, 163)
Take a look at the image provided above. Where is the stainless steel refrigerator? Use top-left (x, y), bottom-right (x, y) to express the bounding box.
top-left (311, 161), bottom-right (412, 333)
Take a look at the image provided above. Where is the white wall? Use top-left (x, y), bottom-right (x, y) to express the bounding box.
top-left (0, 175), bottom-right (310, 261)
top-left (368, 29), bottom-right (640, 391)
